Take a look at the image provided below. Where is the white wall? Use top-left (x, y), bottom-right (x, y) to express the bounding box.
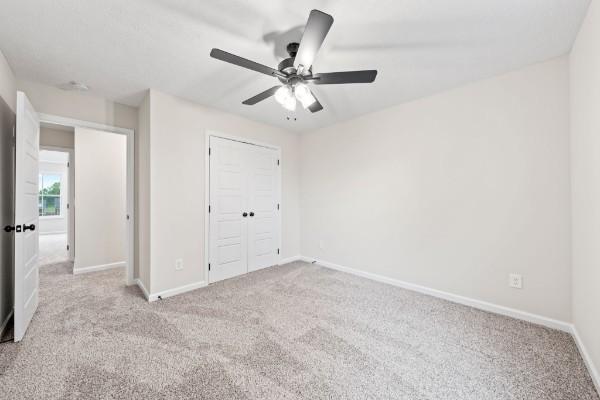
top-left (570, 0), bottom-right (600, 386)
top-left (0, 48), bottom-right (15, 112)
top-left (74, 128), bottom-right (127, 271)
top-left (38, 155), bottom-right (69, 235)
top-left (40, 126), bottom-right (74, 149)
top-left (147, 89), bottom-right (300, 294)
top-left (301, 57), bottom-right (572, 322)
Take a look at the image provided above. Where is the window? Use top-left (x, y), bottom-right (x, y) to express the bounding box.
top-left (39, 174), bottom-right (61, 217)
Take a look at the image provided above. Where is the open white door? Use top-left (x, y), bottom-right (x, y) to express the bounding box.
top-left (14, 91), bottom-right (40, 342)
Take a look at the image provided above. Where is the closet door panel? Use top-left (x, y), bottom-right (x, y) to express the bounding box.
top-left (208, 137), bottom-right (248, 283)
top-left (247, 146), bottom-right (279, 272)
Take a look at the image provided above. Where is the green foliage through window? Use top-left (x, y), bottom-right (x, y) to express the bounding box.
top-left (39, 174), bottom-right (61, 217)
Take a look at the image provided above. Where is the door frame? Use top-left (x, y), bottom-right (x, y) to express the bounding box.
top-left (204, 131), bottom-right (282, 284)
top-left (37, 113), bottom-right (135, 286)
top-left (39, 145), bottom-right (75, 261)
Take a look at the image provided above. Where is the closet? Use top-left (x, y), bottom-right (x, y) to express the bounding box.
top-left (208, 136), bottom-right (280, 283)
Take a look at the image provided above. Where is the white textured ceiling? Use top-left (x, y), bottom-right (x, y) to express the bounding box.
top-left (0, 0), bottom-right (590, 132)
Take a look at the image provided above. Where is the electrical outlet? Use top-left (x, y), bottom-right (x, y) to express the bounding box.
top-left (509, 273), bottom-right (522, 289)
top-left (175, 259), bottom-right (184, 271)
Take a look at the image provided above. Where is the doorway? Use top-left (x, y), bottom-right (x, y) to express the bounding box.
top-left (37, 147), bottom-right (73, 267)
top-left (206, 134), bottom-right (282, 283)
top-left (38, 115), bottom-right (135, 285)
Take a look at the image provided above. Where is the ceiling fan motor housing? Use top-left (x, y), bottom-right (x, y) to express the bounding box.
top-left (277, 58), bottom-right (296, 82)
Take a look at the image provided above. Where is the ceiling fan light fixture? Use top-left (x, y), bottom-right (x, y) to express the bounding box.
top-left (294, 83), bottom-right (316, 108)
top-left (209, 9), bottom-right (378, 114)
top-left (282, 96), bottom-right (296, 111)
top-left (275, 85), bottom-right (296, 111)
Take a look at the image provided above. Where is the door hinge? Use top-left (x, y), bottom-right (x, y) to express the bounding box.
top-left (67, 203), bottom-right (69, 209)
top-left (277, 203), bottom-right (280, 210)
top-left (67, 162), bottom-right (70, 167)
top-left (208, 205), bottom-right (211, 213)
top-left (277, 159), bottom-right (280, 166)
top-left (209, 147), bottom-right (211, 156)
top-left (277, 248), bottom-right (280, 255)
top-left (208, 263), bottom-right (211, 271)
top-left (67, 244), bottom-right (69, 251)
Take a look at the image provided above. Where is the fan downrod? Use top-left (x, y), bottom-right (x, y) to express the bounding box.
top-left (286, 42), bottom-right (299, 57)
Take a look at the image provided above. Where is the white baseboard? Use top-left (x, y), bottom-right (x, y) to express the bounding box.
top-left (73, 261), bottom-right (125, 275)
top-left (135, 278), bottom-right (150, 301)
top-left (0, 310), bottom-right (13, 338)
top-left (570, 325), bottom-right (600, 394)
top-left (278, 255), bottom-right (302, 265)
top-left (301, 256), bottom-right (572, 333)
top-left (140, 255), bottom-right (301, 303)
top-left (148, 280), bottom-right (207, 302)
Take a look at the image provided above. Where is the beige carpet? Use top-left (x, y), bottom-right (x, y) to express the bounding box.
top-left (0, 261), bottom-right (597, 399)
top-left (38, 233), bottom-right (69, 266)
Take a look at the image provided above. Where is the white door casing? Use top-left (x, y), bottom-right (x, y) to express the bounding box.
top-left (208, 135), bottom-right (281, 283)
top-left (14, 91), bottom-right (40, 342)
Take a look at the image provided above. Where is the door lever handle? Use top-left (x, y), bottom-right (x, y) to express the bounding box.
top-left (249, 212), bottom-right (255, 217)
top-left (23, 224), bottom-right (35, 232)
top-left (4, 225), bottom-right (22, 233)
top-left (242, 212), bottom-right (248, 217)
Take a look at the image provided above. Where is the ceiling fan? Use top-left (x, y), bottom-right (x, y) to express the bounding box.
top-left (209, 9), bottom-right (378, 113)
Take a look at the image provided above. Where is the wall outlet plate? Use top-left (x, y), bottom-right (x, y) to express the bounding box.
top-left (175, 259), bottom-right (184, 271)
top-left (509, 273), bottom-right (522, 289)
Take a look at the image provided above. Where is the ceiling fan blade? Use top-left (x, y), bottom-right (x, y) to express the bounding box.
top-left (294, 10), bottom-right (334, 73)
top-left (308, 90), bottom-right (324, 113)
top-left (210, 48), bottom-right (285, 78)
top-left (313, 70), bottom-right (378, 85)
top-left (242, 86), bottom-right (281, 105)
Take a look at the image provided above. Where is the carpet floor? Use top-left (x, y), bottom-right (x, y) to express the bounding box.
top-left (0, 261), bottom-right (597, 399)
top-left (38, 233), bottom-right (69, 267)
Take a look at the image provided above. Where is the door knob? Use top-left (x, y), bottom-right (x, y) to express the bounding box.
top-left (23, 224), bottom-right (35, 232)
top-left (249, 212), bottom-right (255, 217)
top-left (242, 212), bottom-right (248, 217)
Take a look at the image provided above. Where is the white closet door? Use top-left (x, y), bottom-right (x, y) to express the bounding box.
top-left (247, 145), bottom-right (279, 272)
top-left (208, 137), bottom-right (249, 283)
